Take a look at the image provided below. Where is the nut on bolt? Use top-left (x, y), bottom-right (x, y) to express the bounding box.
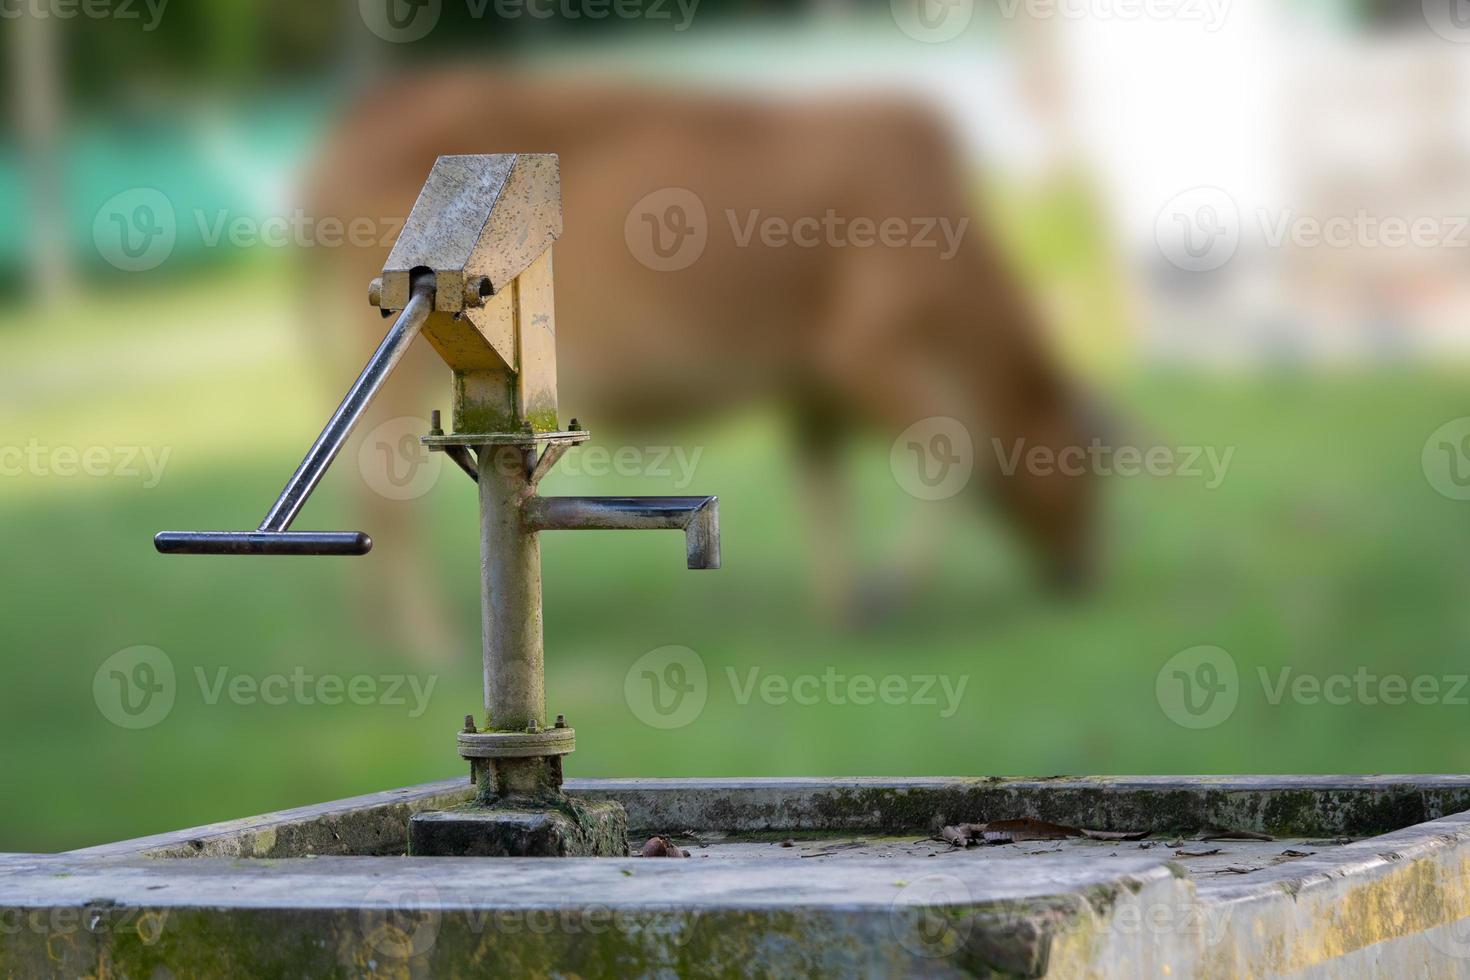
top-left (464, 276), bottom-right (492, 308)
top-left (555, 714), bottom-right (567, 729)
top-left (368, 276), bottom-right (384, 308)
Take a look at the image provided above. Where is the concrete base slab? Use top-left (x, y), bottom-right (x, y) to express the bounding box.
top-left (18, 776), bottom-right (1470, 977)
top-left (409, 798), bottom-right (628, 857)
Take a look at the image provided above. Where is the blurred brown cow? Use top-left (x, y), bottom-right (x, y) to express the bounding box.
top-left (305, 68), bottom-right (1099, 652)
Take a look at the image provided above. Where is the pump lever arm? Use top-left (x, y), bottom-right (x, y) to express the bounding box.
top-left (154, 273), bottom-right (437, 556)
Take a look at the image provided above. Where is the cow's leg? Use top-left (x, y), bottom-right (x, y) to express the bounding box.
top-left (789, 394), bottom-right (863, 625)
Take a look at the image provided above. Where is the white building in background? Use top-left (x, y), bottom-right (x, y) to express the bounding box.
top-left (1059, 3), bottom-right (1470, 365)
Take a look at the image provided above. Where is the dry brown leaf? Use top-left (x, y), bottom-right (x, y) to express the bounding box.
top-left (1197, 826), bottom-right (1273, 842)
top-left (1081, 828), bottom-right (1149, 841)
top-left (1174, 847), bottom-right (1222, 857)
top-left (982, 818), bottom-right (1081, 841)
top-left (641, 836), bottom-right (689, 858)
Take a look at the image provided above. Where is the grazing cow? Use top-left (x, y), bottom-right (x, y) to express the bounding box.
top-left (304, 68), bottom-right (1099, 650)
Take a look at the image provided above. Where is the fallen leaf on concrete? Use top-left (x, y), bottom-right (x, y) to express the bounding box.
top-left (1080, 828), bottom-right (1149, 841)
top-left (939, 818), bottom-right (1084, 848)
top-left (939, 824), bottom-right (980, 847)
top-left (1213, 866), bottom-right (1257, 875)
top-left (1197, 826), bottom-right (1273, 842)
top-left (984, 818), bottom-right (1082, 841)
top-left (1174, 848), bottom-right (1222, 857)
top-left (641, 836), bottom-right (689, 858)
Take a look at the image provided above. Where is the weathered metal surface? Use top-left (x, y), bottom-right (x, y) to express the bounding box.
top-left (525, 496), bottom-right (722, 570)
top-left (378, 154), bottom-right (562, 317)
top-left (21, 776), bottom-right (1470, 977)
top-left (421, 429), bottom-right (590, 449)
top-left (458, 726), bottom-right (576, 759)
top-left (477, 443), bottom-right (547, 742)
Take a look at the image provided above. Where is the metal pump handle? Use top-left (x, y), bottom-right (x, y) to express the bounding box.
top-left (154, 273), bottom-right (437, 557)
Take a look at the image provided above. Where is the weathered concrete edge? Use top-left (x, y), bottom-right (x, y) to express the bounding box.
top-left (67, 780), bottom-right (474, 860)
top-left (1184, 807), bottom-right (1470, 976)
top-left (0, 854), bottom-right (1187, 978)
top-left (66, 775), bottom-right (1470, 860)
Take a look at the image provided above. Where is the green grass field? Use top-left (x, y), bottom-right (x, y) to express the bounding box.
top-left (4, 266), bottom-right (1470, 852)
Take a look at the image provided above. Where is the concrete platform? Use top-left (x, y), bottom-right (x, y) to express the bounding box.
top-left (2, 776), bottom-right (1468, 977)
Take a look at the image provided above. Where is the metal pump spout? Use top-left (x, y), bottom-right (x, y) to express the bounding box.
top-left (525, 496), bottom-right (721, 570)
